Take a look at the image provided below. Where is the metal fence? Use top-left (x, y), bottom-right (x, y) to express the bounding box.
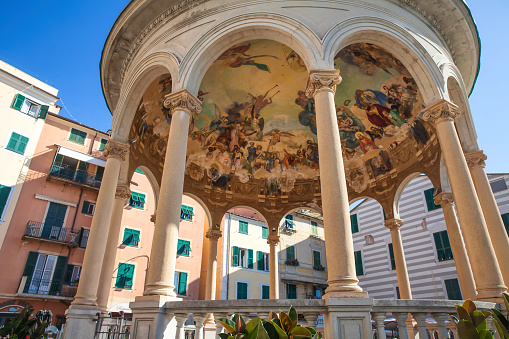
top-left (49, 164), bottom-right (102, 188)
top-left (94, 312), bottom-right (131, 339)
top-left (24, 221), bottom-right (79, 244)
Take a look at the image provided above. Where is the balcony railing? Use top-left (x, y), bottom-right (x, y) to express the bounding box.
top-left (24, 221), bottom-right (79, 245)
top-left (48, 163), bottom-right (102, 188)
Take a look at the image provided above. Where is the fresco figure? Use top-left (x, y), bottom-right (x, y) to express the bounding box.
top-left (409, 118), bottom-right (430, 146)
top-left (369, 150), bottom-right (392, 177)
top-left (298, 95), bottom-right (317, 135)
top-left (337, 100), bottom-right (366, 149)
top-left (356, 132), bottom-right (378, 154)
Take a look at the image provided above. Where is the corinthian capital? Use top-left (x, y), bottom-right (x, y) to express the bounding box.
top-left (421, 99), bottom-right (460, 126)
top-left (384, 218), bottom-right (404, 230)
top-left (305, 69), bottom-right (342, 98)
top-left (206, 228), bottom-right (222, 241)
top-left (103, 140), bottom-right (129, 160)
top-left (163, 89), bottom-right (202, 117)
top-left (434, 192), bottom-right (454, 207)
top-left (115, 185), bottom-right (131, 199)
top-left (267, 235), bottom-right (280, 246)
top-left (465, 150), bottom-right (487, 168)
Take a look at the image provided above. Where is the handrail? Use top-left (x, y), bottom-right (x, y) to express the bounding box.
top-left (24, 220), bottom-right (79, 244)
top-left (49, 163), bottom-right (102, 188)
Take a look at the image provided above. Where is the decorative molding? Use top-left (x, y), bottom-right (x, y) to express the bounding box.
top-left (305, 70), bottom-right (342, 98)
top-left (206, 227), bottom-right (222, 240)
top-left (421, 99), bottom-right (460, 126)
top-left (384, 218), bottom-right (404, 230)
top-left (267, 234), bottom-right (280, 246)
top-left (34, 194), bottom-right (77, 208)
top-left (464, 150), bottom-right (487, 169)
top-left (103, 140), bottom-right (129, 160)
top-left (115, 185), bottom-right (132, 199)
top-left (163, 89), bottom-right (202, 117)
top-left (434, 192), bottom-right (453, 207)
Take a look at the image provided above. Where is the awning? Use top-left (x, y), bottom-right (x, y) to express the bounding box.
top-left (181, 205), bottom-right (194, 216)
top-left (56, 145), bottom-right (106, 167)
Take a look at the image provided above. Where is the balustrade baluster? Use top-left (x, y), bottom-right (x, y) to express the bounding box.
top-left (194, 313), bottom-right (206, 339)
top-left (412, 312), bottom-right (428, 339)
top-left (175, 313), bottom-right (188, 339)
top-left (433, 313), bottom-right (449, 339)
top-left (395, 313), bottom-right (409, 339)
top-left (372, 312), bottom-right (386, 339)
top-left (214, 312), bottom-right (228, 335)
top-left (303, 312), bottom-right (319, 331)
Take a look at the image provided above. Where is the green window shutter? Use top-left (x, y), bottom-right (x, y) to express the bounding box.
top-left (424, 188), bottom-right (441, 211)
top-left (239, 221), bottom-right (248, 234)
top-left (286, 284), bottom-right (297, 299)
top-left (115, 263), bottom-right (134, 289)
top-left (232, 246), bottom-right (239, 267)
top-left (388, 243), bottom-right (396, 270)
top-left (286, 246), bottom-right (295, 261)
top-left (262, 285), bottom-right (270, 299)
top-left (22, 252), bottom-right (39, 293)
top-left (44, 203), bottom-right (67, 230)
top-left (502, 213), bottom-right (509, 235)
top-left (181, 205), bottom-right (194, 220)
top-left (95, 167), bottom-right (104, 181)
top-left (445, 278), bottom-right (462, 300)
top-left (178, 272), bottom-right (188, 295)
top-left (16, 135), bottom-right (29, 154)
top-left (237, 282), bottom-right (248, 299)
top-left (176, 239), bottom-right (190, 256)
top-left (354, 251), bottom-right (364, 276)
top-left (262, 226), bottom-right (268, 239)
top-left (134, 168), bottom-right (144, 174)
top-left (434, 231), bottom-right (453, 262)
top-left (0, 185), bottom-right (11, 217)
top-left (98, 139), bottom-right (107, 151)
top-left (77, 161), bottom-right (88, 171)
top-left (132, 230), bottom-right (140, 246)
top-left (257, 251), bottom-right (264, 270)
top-left (81, 201), bottom-right (90, 214)
top-left (50, 256), bottom-right (68, 295)
top-left (311, 221), bottom-right (318, 236)
top-left (350, 215), bottom-right (359, 233)
top-left (123, 228), bottom-right (134, 245)
top-left (38, 105), bottom-right (49, 119)
top-left (54, 153), bottom-right (64, 165)
top-left (285, 214), bottom-right (295, 228)
top-left (248, 249), bottom-right (254, 269)
top-left (69, 128), bottom-right (86, 145)
top-left (12, 94), bottom-right (25, 111)
top-left (63, 264), bottom-right (75, 284)
top-left (6, 133), bottom-right (20, 153)
top-left (313, 251), bottom-right (321, 267)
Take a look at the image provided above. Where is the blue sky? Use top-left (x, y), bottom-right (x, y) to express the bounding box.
top-left (0, 1), bottom-right (507, 173)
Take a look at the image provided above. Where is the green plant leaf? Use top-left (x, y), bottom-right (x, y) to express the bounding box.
top-left (463, 319), bottom-right (481, 339)
top-left (219, 334), bottom-right (230, 339)
top-left (269, 311), bottom-right (279, 322)
top-left (246, 322), bottom-right (259, 339)
top-left (280, 311), bottom-right (293, 333)
top-left (464, 300), bottom-right (477, 314)
top-left (288, 307), bottom-right (298, 323)
top-left (478, 329), bottom-right (494, 339)
top-left (472, 310), bottom-right (488, 328)
top-left (456, 304), bottom-right (473, 323)
top-left (245, 317), bottom-right (262, 333)
top-left (218, 319), bottom-right (237, 334)
top-left (306, 327), bottom-right (316, 336)
top-left (491, 309), bottom-right (509, 339)
top-left (271, 319), bottom-right (289, 338)
top-left (263, 321), bottom-right (279, 338)
top-left (503, 292), bottom-right (509, 315)
top-left (257, 323), bottom-right (270, 339)
top-left (290, 326), bottom-right (313, 336)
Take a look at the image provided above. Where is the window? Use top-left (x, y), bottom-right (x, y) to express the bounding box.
top-left (444, 278), bottom-right (462, 300)
top-left (354, 251), bottom-right (364, 276)
top-left (95, 167), bottom-right (104, 181)
top-left (232, 247), bottom-right (252, 269)
top-left (236, 282), bottom-right (248, 299)
top-left (69, 128), bottom-right (87, 145)
top-left (81, 201), bottom-right (95, 216)
top-left (134, 168), bottom-right (144, 174)
top-left (262, 226), bottom-right (268, 239)
top-left (261, 285), bottom-right (270, 299)
top-left (284, 214), bottom-right (295, 229)
top-left (174, 271), bottom-right (188, 295)
top-left (21, 252), bottom-right (67, 295)
top-left (424, 188), bottom-right (441, 211)
top-left (42, 202), bottom-right (67, 238)
top-left (239, 220), bottom-right (248, 234)
top-left (181, 205), bottom-right (194, 221)
top-left (350, 214), bottom-right (359, 233)
top-left (64, 265), bottom-right (81, 285)
top-left (314, 287), bottom-right (322, 299)
top-left (6, 132), bottom-right (29, 155)
top-left (388, 243), bottom-right (396, 270)
top-left (434, 230), bottom-right (453, 262)
top-left (490, 179), bottom-right (508, 193)
top-left (12, 94), bottom-right (48, 119)
top-left (502, 213), bottom-right (509, 236)
top-left (177, 239), bottom-right (191, 256)
top-left (286, 284), bottom-right (297, 299)
top-left (0, 185), bottom-right (12, 219)
top-left (311, 221), bottom-right (318, 236)
top-left (98, 139), bottom-right (107, 151)
top-left (79, 228), bottom-right (89, 248)
top-left (313, 250), bottom-right (321, 268)
top-left (129, 192), bottom-right (146, 209)
top-left (123, 228), bottom-right (140, 247)
top-left (115, 263), bottom-right (134, 289)
top-left (257, 251), bottom-right (269, 271)
top-left (286, 245), bottom-right (295, 261)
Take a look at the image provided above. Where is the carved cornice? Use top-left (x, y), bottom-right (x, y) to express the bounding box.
top-left (421, 99), bottom-right (460, 126)
top-left (305, 70), bottom-right (342, 98)
top-left (115, 185), bottom-right (132, 199)
top-left (163, 89), bottom-right (202, 117)
top-left (267, 235), bottom-right (280, 246)
top-left (384, 218), bottom-right (404, 230)
top-left (465, 150), bottom-right (487, 169)
top-left (103, 140), bottom-right (129, 160)
top-left (206, 228), bottom-right (223, 240)
top-left (434, 192), bottom-right (453, 207)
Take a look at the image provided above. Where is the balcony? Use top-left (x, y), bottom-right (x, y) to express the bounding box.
top-left (18, 276), bottom-right (76, 301)
top-left (48, 163), bottom-right (102, 189)
top-left (23, 221), bottom-right (79, 246)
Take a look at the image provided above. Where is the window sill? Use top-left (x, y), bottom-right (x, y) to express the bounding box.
top-left (5, 148), bottom-right (25, 156)
top-left (239, 232), bottom-right (249, 235)
top-left (123, 244), bottom-right (139, 248)
top-left (67, 139), bottom-right (85, 146)
top-left (114, 287), bottom-right (133, 290)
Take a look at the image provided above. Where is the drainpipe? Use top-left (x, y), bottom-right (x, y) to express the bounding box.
top-left (70, 187), bottom-right (83, 232)
top-left (88, 131), bottom-right (98, 155)
top-left (226, 212), bottom-right (232, 300)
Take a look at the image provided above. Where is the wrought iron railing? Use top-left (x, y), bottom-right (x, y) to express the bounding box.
top-left (24, 221), bottom-right (79, 244)
top-left (22, 277), bottom-right (63, 296)
top-left (49, 163), bottom-right (102, 188)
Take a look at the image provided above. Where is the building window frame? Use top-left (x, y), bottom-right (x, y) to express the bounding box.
top-left (286, 283), bottom-right (297, 299)
top-left (174, 271), bottom-right (188, 296)
top-left (81, 201), bottom-right (96, 216)
top-left (98, 138), bottom-right (108, 152)
top-left (423, 188), bottom-right (441, 212)
top-left (5, 131), bottom-right (29, 156)
top-left (388, 243), bottom-right (396, 271)
top-left (350, 214), bottom-right (359, 233)
top-left (311, 221), bottom-right (318, 236)
top-left (354, 250), bottom-right (364, 276)
top-left (129, 191), bottom-right (146, 209)
top-left (122, 228), bottom-right (141, 247)
top-left (68, 128), bottom-right (88, 145)
top-left (177, 239), bottom-right (191, 257)
top-left (239, 220), bottom-right (249, 234)
top-left (432, 230), bottom-right (454, 262)
top-left (261, 226), bottom-right (268, 239)
top-left (235, 280), bottom-right (250, 300)
top-left (0, 183), bottom-right (14, 224)
top-left (442, 276), bottom-right (463, 300)
top-left (261, 283), bottom-right (270, 300)
top-left (115, 262), bottom-right (135, 290)
top-left (181, 204), bottom-right (194, 221)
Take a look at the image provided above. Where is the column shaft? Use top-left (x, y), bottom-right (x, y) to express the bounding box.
top-left (71, 141), bottom-right (128, 307)
top-left (423, 100), bottom-right (506, 302)
top-left (466, 151), bottom-right (509, 286)
top-left (385, 219), bottom-right (412, 299)
top-left (268, 235), bottom-right (280, 299)
top-left (435, 193), bottom-right (477, 300)
top-left (306, 70), bottom-right (364, 297)
top-left (205, 227), bottom-right (222, 300)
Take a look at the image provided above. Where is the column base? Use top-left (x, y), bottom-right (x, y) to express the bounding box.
top-left (323, 291), bottom-right (369, 299)
top-left (130, 295), bottom-right (182, 339)
top-left (323, 298), bottom-right (374, 339)
top-left (476, 285), bottom-right (507, 304)
top-left (63, 307), bottom-right (100, 339)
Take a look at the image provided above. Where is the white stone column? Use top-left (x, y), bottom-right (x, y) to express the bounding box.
top-left (434, 192), bottom-right (477, 300)
top-left (64, 140), bottom-right (129, 339)
top-left (306, 69), bottom-right (366, 298)
top-left (422, 99), bottom-right (506, 302)
top-left (143, 89), bottom-right (201, 296)
top-left (267, 235), bottom-right (280, 299)
top-left (465, 150), bottom-right (509, 286)
top-left (96, 185), bottom-right (130, 311)
top-left (384, 218), bottom-right (412, 299)
top-left (205, 226), bottom-right (222, 301)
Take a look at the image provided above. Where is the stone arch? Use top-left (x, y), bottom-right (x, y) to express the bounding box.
top-left (280, 206), bottom-right (323, 221)
top-left (183, 192), bottom-right (213, 231)
top-left (127, 165), bottom-right (161, 215)
top-left (392, 172), bottom-right (439, 219)
top-left (323, 17), bottom-right (444, 106)
top-left (179, 13), bottom-right (324, 94)
top-left (111, 52), bottom-right (180, 142)
top-left (225, 205), bottom-right (270, 233)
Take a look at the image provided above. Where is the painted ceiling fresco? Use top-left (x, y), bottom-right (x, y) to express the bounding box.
top-left (128, 39), bottom-right (433, 199)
